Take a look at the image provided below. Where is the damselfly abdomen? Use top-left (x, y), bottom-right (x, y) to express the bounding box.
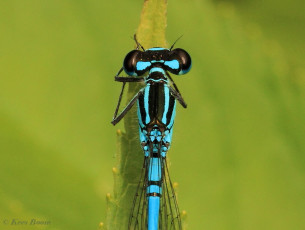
top-left (112, 35), bottom-right (191, 230)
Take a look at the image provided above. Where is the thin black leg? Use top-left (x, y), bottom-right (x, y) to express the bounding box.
top-left (166, 72), bottom-right (187, 108)
top-left (112, 82), bottom-right (127, 123)
top-left (166, 72), bottom-right (182, 95)
top-left (115, 76), bottom-right (144, 82)
top-left (112, 65), bottom-right (145, 125)
top-left (169, 86), bottom-right (187, 108)
top-left (111, 89), bottom-right (144, 125)
top-left (116, 67), bottom-right (124, 76)
top-left (114, 67), bottom-right (144, 82)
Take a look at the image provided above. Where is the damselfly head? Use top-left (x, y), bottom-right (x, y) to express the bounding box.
top-left (123, 48), bottom-right (192, 77)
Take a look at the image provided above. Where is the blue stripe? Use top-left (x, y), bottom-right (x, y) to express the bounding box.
top-left (144, 85), bottom-right (150, 124)
top-left (162, 85), bottom-right (170, 124)
top-left (164, 60), bottom-right (179, 70)
top-left (147, 47), bottom-right (168, 51)
top-left (146, 78), bottom-right (168, 83)
top-left (136, 61), bottom-right (151, 71)
top-left (149, 67), bottom-right (165, 74)
top-left (151, 60), bottom-right (164, 63)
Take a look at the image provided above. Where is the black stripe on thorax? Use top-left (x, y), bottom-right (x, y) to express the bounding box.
top-left (166, 93), bottom-right (176, 126)
top-left (138, 91), bottom-right (146, 125)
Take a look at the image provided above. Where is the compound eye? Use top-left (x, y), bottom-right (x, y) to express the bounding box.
top-left (169, 48), bottom-right (192, 75)
top-left (123, 50), bottom-right (141, 76)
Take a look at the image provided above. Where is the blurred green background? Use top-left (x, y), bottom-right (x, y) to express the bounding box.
top-left (1, 0), bottom-right (305, 229)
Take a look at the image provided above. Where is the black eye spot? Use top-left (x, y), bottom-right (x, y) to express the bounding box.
top-left (170, 48), bottom-right (192, 75)
top-left (123, 50), bottom-right (141, 76)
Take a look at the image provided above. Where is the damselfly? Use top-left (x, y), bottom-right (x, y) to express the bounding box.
top-left (112, 35), bottom-right (191, 230)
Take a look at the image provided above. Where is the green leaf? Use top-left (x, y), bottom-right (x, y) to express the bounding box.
top-left (103, 0), bottom-right (168, 229)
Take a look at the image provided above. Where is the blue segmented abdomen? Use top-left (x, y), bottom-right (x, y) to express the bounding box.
top-left (136, 81), bottom-right (177, 230)
top-left (147, 157), bottom-right (162, 230)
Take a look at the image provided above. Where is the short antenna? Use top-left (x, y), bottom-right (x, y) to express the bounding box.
top-left (169, 35), bottom-right (184, 50)
top-left (134, 34), bottom-right (145, 51)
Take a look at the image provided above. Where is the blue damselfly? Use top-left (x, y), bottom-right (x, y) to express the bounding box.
top-left (112, 35), bottom-right (191, 230)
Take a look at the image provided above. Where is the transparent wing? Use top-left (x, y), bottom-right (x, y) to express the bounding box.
top-left (128, 157), bottom-right (148, 230)
top-left (159, 158), bottom-right (182, 230)
top-left (128, 156), bottom-right (182, 230)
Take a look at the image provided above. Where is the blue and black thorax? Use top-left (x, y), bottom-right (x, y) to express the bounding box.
top-left (121, 47), bottom-right (191, 157)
